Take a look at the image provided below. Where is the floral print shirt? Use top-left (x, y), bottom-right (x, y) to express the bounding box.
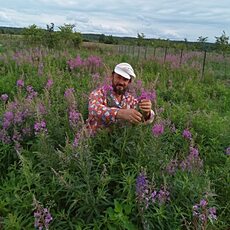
top-left (86, 85), bottom-right (154, 134)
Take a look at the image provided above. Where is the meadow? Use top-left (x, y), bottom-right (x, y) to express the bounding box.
top-left (0, 36), bottom-right (230, 229)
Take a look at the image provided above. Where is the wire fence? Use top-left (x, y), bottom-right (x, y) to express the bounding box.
top-left (117, 45), bottom-right (230, 80)
top-left (0, 35), bottom-right (229, 81)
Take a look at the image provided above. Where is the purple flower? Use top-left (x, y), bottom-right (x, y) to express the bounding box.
top-left (38, 103), bottom-right (47, 115)
top-left (34, 120), bottom-right (48, 135)
top-left (189, 147), bottom-right (199, 157)
top-left (151, 191), bottom-right (157, 203)
top-left (192, 199), bottom-right (217, 223)
top-left (152, 123), bottom-right (164, 137)
top-left (45, 79), bottom-right (53, 89)
top-left (136, 80), bottom-right (143, 88)
top-left (4, 111), bottom-right (14, 121)
top-left (12, 130), bottom-right (22, 142)
top-left (136, 172), bottom-right (151, 209)
top-left (14, 111), bottom-right (24, 124)
top-left (3, 111), bottom-right (14, 129)
top-left (199, 214), bottom-right (207, 222)
top-left (87, 55), bottom-right (102, 68)
top-left (73, 132), bottom-right (81, 147)
top-left (157, 188), bottom-right (170, 204)
top-left (45, 212), bottom-right (53, 226)
top-left (34, 123), bottom-right (40, 132)
top-left (16, 79), bottom-right (24, 88)
top-left (208, 207), bottom-right (217, 220)
top-left (200, 199), bottom-right (208, 207)
top-left (166, 160), bottom-right (178, 175)
top-left (69, 109), bottom-right (80, 128)
top-left (226, 146), bottom-right (230, 155)
top-left (22, 127), bottom-right (31, 136)
top-left (138, 90), bottom-right (157, 102)
top-left (40, 121), bottom-right (46, 128)
top-left (67, 55), bottom-right (83, 70)
top-left (0, 129), bottom-right (11, 144)
top-left (180, 146), bottom-right (203, 172)
top-left (34, 206), bottom-right (52, 229)
top-left (38, 62), bottom-right (44, 76)
top-left (34, 211), bottom-right (40, 218)
top-left (26, 85), bottom-right (38, 100)
top-left (1, 94), bottom-right (8, 102)
top-left (182, 129), bottom-right (192, 140)
top-left (136, 172), bottom-right (148, 196)
top-left (64, 88), bottom-right (75, 98)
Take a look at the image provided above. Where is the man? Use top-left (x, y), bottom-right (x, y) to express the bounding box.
top-left (86, 62), bottom-right (155, 134)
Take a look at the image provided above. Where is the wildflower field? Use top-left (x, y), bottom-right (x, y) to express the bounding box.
top-left (0, 37), bottom-right (230, 229)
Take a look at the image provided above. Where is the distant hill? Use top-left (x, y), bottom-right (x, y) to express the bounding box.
top-left (0, 26), bottom-right (24, 34)
top-left (0, 26), bottom-right (216, 50)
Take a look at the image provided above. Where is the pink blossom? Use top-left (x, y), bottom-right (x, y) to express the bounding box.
top-left (1, 94), bottom-right (8, 102)
top-left (182, 129), bottom-right (192, 140)
top-left (152, 123), bottom-right (164, 137)
top-left (16, 79), bottom-right (24, 88)
top-left (46, 79), bottom-right (53, 89)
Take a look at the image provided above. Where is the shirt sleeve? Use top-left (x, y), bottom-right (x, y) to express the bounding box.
top-left (88, 89), bottom-right (120, 125)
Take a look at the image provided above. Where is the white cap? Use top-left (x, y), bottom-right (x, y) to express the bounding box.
top-left (114, 63), bottom-right (136, 80)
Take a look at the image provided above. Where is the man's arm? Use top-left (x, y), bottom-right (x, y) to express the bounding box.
top-left (88, 90), bottom-right (120, 125)
top-left (116, 108), bottom-right (143, 123)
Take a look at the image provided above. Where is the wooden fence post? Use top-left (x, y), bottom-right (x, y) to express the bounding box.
top-left (154, 47), bottom-right (156, 57)
top-left (144, 46), bottom-right (148, 59)
top-left (164, 47), bottom-right (168, 63)
top-left (223, 51), bottom-right (227, 78)
top-left (179, 49), bottom-right (183, 65)
top-left (201, 50), bottom-right (207, 80)
top-left (138, 46), bottom-right (141, 60)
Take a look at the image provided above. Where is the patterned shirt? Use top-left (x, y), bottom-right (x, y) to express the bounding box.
top-left (86, 85), bottom-right (154, 134)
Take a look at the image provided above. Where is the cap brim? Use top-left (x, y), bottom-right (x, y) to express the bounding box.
top-left (114, 66), bottom-right (131, 79)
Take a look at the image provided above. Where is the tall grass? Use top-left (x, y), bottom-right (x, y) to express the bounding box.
top-left (0, 39), bottom-right (229, 229)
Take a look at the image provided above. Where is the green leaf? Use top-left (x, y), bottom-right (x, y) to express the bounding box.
top-left (114, 200), bottom-right (123, 213)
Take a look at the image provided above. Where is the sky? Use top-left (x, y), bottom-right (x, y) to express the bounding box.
top-left (0, 0), bottom-right (230, 43)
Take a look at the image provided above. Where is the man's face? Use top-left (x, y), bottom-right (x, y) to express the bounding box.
top-left (112, 73), bottom-right (131, 95)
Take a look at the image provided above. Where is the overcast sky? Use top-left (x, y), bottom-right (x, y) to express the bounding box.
top-left (0, 0), bottom-right (229, 42)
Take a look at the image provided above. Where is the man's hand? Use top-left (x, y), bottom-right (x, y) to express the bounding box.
top-left (116, 109), bottom-right (143, 124)
top-left (138, 99), bottom-right (152, 119)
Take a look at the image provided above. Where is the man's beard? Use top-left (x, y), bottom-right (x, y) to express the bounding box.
top-left (112, 82), bottom-right (128, 95)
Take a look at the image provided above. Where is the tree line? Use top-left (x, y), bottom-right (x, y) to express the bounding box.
top-left (0, 25), bottom-right (229, 53)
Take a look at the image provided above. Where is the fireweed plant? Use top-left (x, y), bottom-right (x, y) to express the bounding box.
top-left (0, 43), bottom-right (229, 229)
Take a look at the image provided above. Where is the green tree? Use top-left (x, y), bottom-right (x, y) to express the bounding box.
top-left (44, 22), bottom-right (57, 48)
top-left (57, 24), bottom-right (82, 48)
top-left (72, 32), bottom-right (82, 48)
top-left (137, 33), bottom-right (145, 46)
top-left (215, 30), bottom-right (229, 77)
top-left (99, 34), bottom-right (106, 43)
top-left (46, 22), bottom-right (55, 32)
top-left (197, 36), bottom-right (208, 50)
top-left (215, 30), bottom-right (229, 53)
top-left (22, 24), bottom-right (44, 46)
top-left (105, 35), bottom-right (114, 44)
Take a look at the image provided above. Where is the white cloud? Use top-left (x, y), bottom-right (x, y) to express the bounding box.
top-left (38, 0), bottom-right (76, 6)
top-left (0, 11), bottom-right (10, 22)
top-left (0, 0), bottom-right (230, 42)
